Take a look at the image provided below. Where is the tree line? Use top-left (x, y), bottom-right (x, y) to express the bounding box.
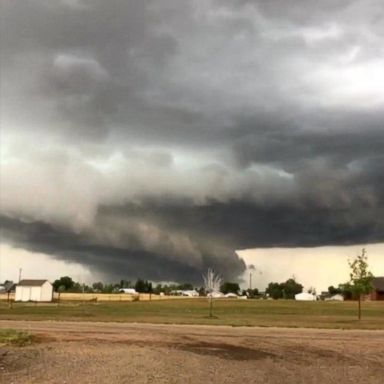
top-left (52, 276), bottom-right (262, 296)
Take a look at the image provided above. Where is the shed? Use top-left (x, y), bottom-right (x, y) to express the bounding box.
top-left (295, 292), bottom-right (317, 301)
top-left (15, 279), bottom-right (53, 302)
top-left (371, 277), bottom-right (384, 301)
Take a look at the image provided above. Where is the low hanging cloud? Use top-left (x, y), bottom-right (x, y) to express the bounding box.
top-left (1, 0), bottom-right (384, 283)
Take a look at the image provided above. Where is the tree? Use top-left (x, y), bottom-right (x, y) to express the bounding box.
top-left (245, 288), bottom-right (259, 298)
top-left (83, 284), bottom-right (92, 293)
top-left (282, 278), bottom-right (303, 299)
top-left (348, 248), bottom-right (373, 320)
top-left (197, 286), bottom-right (206, 296)
top-left (338, 282), bottom-right (353, 300)
top-left (134, 279), bottom-right (146, 293)
top-left (57, 285), bottom-right (66, 303)
top-left (71, 282), bottom-right (84, 293)
top-left (120, 280), bottom-right (131, 288)
top-left (220, 282), bottom-right (240, 295)
top-left (266, 282), bottom-right (283, 299)
top-left (203, 268), bottom-right (222, 318)
top-left (53, 276), bottom-right (74, 292)
top-left (307, 287), bottom-right (316, 295)
top-left (328, 285), bottom-right (342, 295)
top-left (134, 279), bottom-right (152, 293)
top-left (153, 284), bottom-right (163, 294)
top-left (100, 283), bottom-right (115, 293)
top-left (160, 284), bottom-right (172, 295)
top-left (266, 278), bottom-right (303, 299)
top-left (178, 283), bottom-right (194, 291)
top-left (92, 282), bottom-right (104, 292)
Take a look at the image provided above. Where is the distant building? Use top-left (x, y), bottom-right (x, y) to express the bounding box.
top-left (224, 293), bottom-right (238, 298)
top-left (207, 291), bottom-right (224, 298)
top-left (370, 277), bottom-right (384, 301)
top-left (15, 279), bottom-right (53, 302)
top-left (324, 294), bottom-right (344, 301)
top-left (170, 289), bottom-right (199, 297)
top-left (118, 288), bottom-right (138, 294)
top-left (295, 292), bottom-right (317, 301)
top-left (319, 291), bottom-right (331, 301)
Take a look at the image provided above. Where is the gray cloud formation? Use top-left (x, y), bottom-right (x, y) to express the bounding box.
top-left (1, 0), bottom-right (384, 282)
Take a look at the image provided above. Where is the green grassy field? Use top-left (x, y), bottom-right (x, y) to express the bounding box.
top-left (0, 299), bottom-right (383, 329)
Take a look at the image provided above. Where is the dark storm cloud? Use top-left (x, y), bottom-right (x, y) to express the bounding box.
top-left (230, 110), bottom-right (384, 169)
top-left (96, 198), bottom-right (384, 249)
top-left (1, 0), bottom-right (384, 282)
top-left (0, 213), bottom-right (245, 283)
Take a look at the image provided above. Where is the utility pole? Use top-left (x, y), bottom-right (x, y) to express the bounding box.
top-left (18, 268), bottom-right (22, 283)
top-left (249, 272), bottom-right (252, 290)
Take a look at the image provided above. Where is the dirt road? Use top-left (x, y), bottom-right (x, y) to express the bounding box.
top-left (1, 320), bottom-right (384, 384)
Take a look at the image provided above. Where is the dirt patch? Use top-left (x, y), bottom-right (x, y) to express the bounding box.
top-left (0, 348), bottom-right (40, 375)
top-left (178, 341), bottom-right (277, 360)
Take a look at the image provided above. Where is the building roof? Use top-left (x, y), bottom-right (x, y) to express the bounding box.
top-left (372, 277), bottom-right (384, 292)
top-left (18, 279), bottom-right (49, 287)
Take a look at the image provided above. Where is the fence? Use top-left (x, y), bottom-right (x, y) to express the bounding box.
top-left (55, 293), bottom-right (190, 301)
top-left (0, 293), bottom-right (14, 301)
top-left (0, 292), bottom-right (190, 302)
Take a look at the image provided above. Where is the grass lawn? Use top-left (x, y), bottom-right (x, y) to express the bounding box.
top-left (0, 299), bottom-right (383, 329)
top-left (0, 328), bottom-right (32, 346)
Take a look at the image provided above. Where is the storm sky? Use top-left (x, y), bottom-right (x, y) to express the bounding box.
top-left (1, 0), bottom-right (384, 284)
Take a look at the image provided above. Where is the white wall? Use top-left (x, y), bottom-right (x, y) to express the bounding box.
top-left (30, 287), bottom-right (41, 301)
top-left (15, 286), bottom-right (31, 302)
top-left (40, 281), bottom-right (53, 301)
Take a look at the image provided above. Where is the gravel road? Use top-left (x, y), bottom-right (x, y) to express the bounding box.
top-left (1, 320), bottom-right (384, 384)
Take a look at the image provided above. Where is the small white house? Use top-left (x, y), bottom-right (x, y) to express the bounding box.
top-left (118, 288), bottom-right (138, 294)
top-left (181, 290), bottom-right (199, 297)
top-left (295, 292), bottom-right (317, 301)
top-left (207, 291), bottom-right (224, 298)
top-left (15, 279), bottom-right (53, 302)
